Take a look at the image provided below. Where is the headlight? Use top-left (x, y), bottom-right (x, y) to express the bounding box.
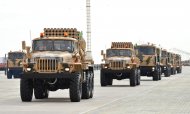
top-left (65, 68), bottom-right (70, 71)
top-left (27, 68), bottom-right (31, 71)
top-left (152, 67), bottom-right (155, 71)
top-left (127, 66), bottom-right (131, 69)
top-left (104, 66), bottom-right (108, 69)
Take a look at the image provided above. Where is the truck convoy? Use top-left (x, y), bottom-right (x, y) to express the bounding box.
top-left (6, 51), bottom-right (25, 79)
top-left (20, 28), bottom-right (94, 102)
top-left (100, 42), bottom-right (141, 87)
top-left (160, 49), bottom-right (171, 77)
top-left (135, 43), bottom-right (162, 81)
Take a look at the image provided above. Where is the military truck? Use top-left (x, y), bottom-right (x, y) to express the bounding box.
top-left (135, 44), bottom-right (161, 81)
top-left (160, 49), bottom-right (171, 77)
top-left (0, 57), bottom-right (6, 71)
top-left (20, 28), bottom-right (94, 102)
top-left (100, 42), bottom-right (140, 87)
top-left (170, 53), bottom-right (177, 75)
top-left (176, 54), bottom-right (182, 73)
top-left (6, 51), bottom-right (25, 79)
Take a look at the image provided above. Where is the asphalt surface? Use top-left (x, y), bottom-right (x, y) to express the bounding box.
top-left (0, 67), bottom-right (190, 114)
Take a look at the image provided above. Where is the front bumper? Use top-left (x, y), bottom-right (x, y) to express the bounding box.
top-left (140, 66), bottom-right (155, 76)
top-left (21, 72), bottom-right (76, 79)
top-left (101, 68), bottom-right (131, 73)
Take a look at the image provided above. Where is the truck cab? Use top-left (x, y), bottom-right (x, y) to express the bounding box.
top-left (20, 28), bottom-right (94, 102)
top-left (176, 54), bottom-right (182, 73)
top-left (6, 51), bottom-right (25, 79)
top-left (160, 49), bottom-right (171, 77)
top-left (101, 42), bottom-right (140, 87)
top-left (135, 44), bottom-right (161, 81)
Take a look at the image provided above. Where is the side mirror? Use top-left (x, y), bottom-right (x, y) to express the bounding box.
top-left (26, 46), bottom-right (31, 54)
top-left (101, 50), bottom-right (104, 55)
top-left (102, 54), bottom-right (106, 61)
top-left (22, 41), bottom-right (26, 50)
top-left (135, 50), bottom-right (138, 56)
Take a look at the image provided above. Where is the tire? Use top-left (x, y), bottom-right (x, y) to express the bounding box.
top-left (177, 68), bottom-right (180, 74)
top-left (173, 69), bottom-right (176, 75)
top-left (158, 67), bottom-right (162, 80)
top-left (20, 78), bottom-right (33, 102)
top-left (82, 71), bottom-right (91, 99)
top-left (130, 68), bottom-right (137, 87)
top-left (100, 69), bottom-right (107, 86)
top-left (34, 79), bottom-right (48, 99)
top-left (179, 68), bottom-right (182, 73)
top-left (168, 68), bottom-right (171, 76)
top-left (153, 70), bottom-right (159, 81)
top-left (69, 73), bottom-right (82, 102)
top-left (158, 69), bottom-right (162, 80)
top-left (107, 78), bottom-right (113, 85)
top-left (89, 71), bottom-right (94, 98)
top-left (7, 71), bottom-right (12, 79)
top-left (164, 68), bottom-right (170, 77)
top-left (136, 69), bottom-right (141, 85)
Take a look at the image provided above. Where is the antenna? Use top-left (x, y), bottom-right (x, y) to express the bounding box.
top-left (86, 0), bottom-right (91, 52)
top-left (85, 0), bottom-right (93, 63)
top-left (30, 30), bottom-right (32, 41)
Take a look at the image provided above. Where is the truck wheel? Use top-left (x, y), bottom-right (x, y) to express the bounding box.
top-left (70, 73), bottom-right (82, 102)
top-left (177, 68), bottom-right (180, 73)
top-left (89, 72), bottom-right (94, 98)
top-left (136, 69), bottom-right (141, 85)
top-left (179, 68), bottom-right (182, 73)
top-left (100, 69), bottom-right (107, 86)
top-left (158, 69), bottom-right (162, 80)
top-left (7, 71), bottom-right (12, 79)
top-left (171, 68), bottom-right (173, 75)
top-left (173, 69), bottom-right (176, 75)
top-left (107, 78), bottom-right (113, 85)
top-left (82, 71), bottom-right (91, 99)
top-left (164, 69), bottom-right (169, 77)
top-left (130, 68), bottom-right (137, 87)
top-left (153, 70), bottom-right (159, 81)
top-left (168, 68), bottom-right (171, 76)
top-left (34, 79), bottom-right (48, 99)
top-left (20, 79), bottom-right (33, 102)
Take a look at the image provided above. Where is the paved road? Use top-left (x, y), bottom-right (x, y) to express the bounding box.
top-left (0, 67), bottom-right (190, 114)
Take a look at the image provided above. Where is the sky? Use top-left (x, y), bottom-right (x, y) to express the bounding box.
top-left (0, 0), bottom-right (190, 63)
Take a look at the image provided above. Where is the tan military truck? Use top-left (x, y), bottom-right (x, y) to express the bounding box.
top-left (6, 51), bottom-right (25, 79)
top-left (176, 54), bottom-right (182, 73)
top-left (101, 42), bottom-right (140, 87)
top-left (20, 28), bottom-right (94, 102)
top-left (160, 49), bottom-right (171, 77)
top-left (135, 44), bottom-right (161, 81)
top-left (170, 53), bottom-right (177, 75)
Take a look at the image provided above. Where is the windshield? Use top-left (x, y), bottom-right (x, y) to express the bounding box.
top-left (8, 52), bottom-right (24, 60)
top-left (162, 51), bottom-right (167, 57)
top-left (137, 46), bottom-right (155, 55)
top-left (33, 40), bottom-right (73, 52)
top-left (106, 49), bottom-right (132, 57)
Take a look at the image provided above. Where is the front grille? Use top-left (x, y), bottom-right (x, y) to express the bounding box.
top-left (36, 58), bottom-right (58, 73)
top-left (110, 61), bottom-right (124, 70)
